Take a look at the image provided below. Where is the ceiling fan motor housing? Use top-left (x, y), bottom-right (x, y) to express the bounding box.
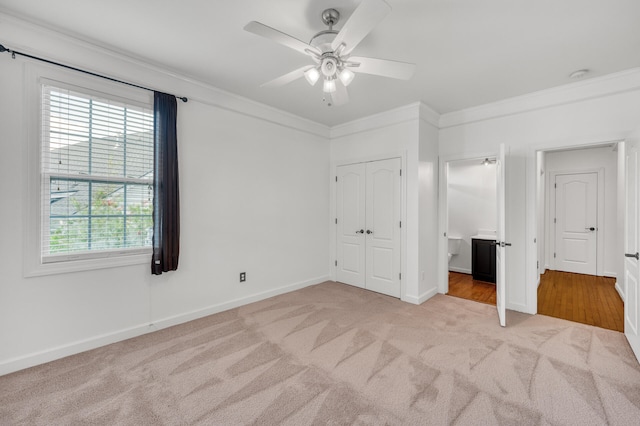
top-left (321, 56), bottom-right (338, 78)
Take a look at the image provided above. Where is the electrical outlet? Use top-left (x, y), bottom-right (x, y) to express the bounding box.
top-left (240, 272), bottom-right (246, 282)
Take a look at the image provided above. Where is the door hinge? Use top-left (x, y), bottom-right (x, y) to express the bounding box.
top-left (554, 253), bottom-right (556, 258)
top-left (335, 176), bottom-right (338, 182)
top-left (554, 218), bottom-right (556, 224)
top-left (400, 169), bottom-right (402, 176)
top-left (399, 273), bottom-right (401, 280)
top-left (335, 260), bottom-right (337, 266)
top-left (554, 183), bottom-right (557, 189)
top-left (537, 261), bottom-right (539, 269)
top-left (399, 221), bottom-right (402, 228)
top-left (335, 218), bottom-right (337, 224)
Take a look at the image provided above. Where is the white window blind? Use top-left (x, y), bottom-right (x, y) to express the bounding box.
top-left (41, 84), bottom-right (154, 263)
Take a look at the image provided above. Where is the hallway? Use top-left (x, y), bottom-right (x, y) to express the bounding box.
top-left (537, 270), bottom-right (623, 332)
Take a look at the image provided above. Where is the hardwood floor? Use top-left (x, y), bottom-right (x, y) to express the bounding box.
top-left (537, 270), bottom-right (624, 332)
top-left (447, 271), bottom-right (496, 305)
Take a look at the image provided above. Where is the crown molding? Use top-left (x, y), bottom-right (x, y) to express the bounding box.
top-left (419, 102), bottom-right (440, 129)
top-left (330, 102), bottom-right (417, 139)
top-left (439, 68), bottom-right (640, 129)
top-left (0, 10), bottom-right (330, 139)
top-left (329, 101), bottom-right (439, 139)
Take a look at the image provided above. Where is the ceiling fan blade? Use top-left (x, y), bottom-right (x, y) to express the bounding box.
top-left (244, 21), bottom-right (321, 57)
top-left (348, 56), bottom-right (416, 80)
top-left (330, 81), bottom-right (349, 106)
top-left (331, 0), bottom-right (391, 54)
top-left (261, 66), bottom-right (313, 88)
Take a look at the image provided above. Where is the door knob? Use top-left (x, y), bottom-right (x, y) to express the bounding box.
top-left (625, 252), bottom-right (639, 260)
top-left (366, 230), bottom-right (373, 234)
top-left (585, 227), bottom-right (596, 231)
top-left (355, 229), bottom-right (364, 234)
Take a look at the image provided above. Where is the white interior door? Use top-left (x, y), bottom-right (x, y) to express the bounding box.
top-left (496, 144), bottom-right (507, 327)
top-left (624, 139), bottom-right (640, 362)
top-left (336, 158), bottom-right (401, 298)
top-left (365, 158), bottom-right (401, 297)
top-left (554, 173), bottom-right (598, 275)
top-left (336, 163), bottom-right (366, 288)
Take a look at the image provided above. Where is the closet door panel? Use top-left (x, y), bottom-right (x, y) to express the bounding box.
top-left (365, 158), bottom-right (401, 297)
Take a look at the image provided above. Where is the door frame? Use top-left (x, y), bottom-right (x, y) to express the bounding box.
top-left (525, 139), bottom-right (623, 315)
top-left (438, 151), bottom-right (499, 296)
top-left (548, 168), bottom-right (605, 275)
top-left (330, 151), bottom-right (407, 300)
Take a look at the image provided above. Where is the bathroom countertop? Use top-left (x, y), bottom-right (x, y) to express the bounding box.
top-left (471, 234), bottom-right (496, 241)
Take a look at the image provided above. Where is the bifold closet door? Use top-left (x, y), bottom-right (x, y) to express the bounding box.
top-left (336, 158), bottom-right (401, 298)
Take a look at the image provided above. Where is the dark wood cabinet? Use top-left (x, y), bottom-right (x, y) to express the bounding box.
top-left (472, 238), bottom-right (496, 283)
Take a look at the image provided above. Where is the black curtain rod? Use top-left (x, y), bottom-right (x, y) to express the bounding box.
top-left (0, 43), bottom-right (187, 102)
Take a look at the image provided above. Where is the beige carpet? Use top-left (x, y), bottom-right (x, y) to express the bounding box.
top-left (2, 281), bottom-right (640, 425)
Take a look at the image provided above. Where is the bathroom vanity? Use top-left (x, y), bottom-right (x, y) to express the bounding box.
top-left (471, 235), bottom-right (496, 284)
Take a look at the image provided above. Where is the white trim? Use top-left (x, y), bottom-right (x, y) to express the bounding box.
top-left (448, 267), bottom-right (472, 274)
top-left (548, 168), bottom-right (605, 276)
top-left (440, 68), bottom-right (640, 129)
top-left (330, 152), bottom-right (407, 301)
top-left (403, 286), bottom-right (439, 305)
top-left (615, 281), bottom-right (625, 302)
top-left (419, 103), bottom-right (440, 128)
top-left (527, 139), bottom-right (625, 316)
top-left (0, 322), bottom-right (150, 377)
top-left (0, 275), bottom-right (328, 376)
top-left (0, 11), bottom-right (330, 139)
top-left (23, 62), bottom-right (157, 277)
top-left (438, 151), bottom-right (499, 296)
top-left (149, 275), bottom-right (329, 331)
top-left (330, 103), bottom-right (422, 139)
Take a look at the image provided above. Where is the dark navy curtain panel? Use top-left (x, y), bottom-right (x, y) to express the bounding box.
top-left (151, 91), bottom-right (180, 275)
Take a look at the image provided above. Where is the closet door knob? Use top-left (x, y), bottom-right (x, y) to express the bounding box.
top-left (355, 229), bottom-right (364, 234)
top-left (366, 230), bottom-right (373, 234)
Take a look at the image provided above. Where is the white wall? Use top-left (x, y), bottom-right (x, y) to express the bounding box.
top-left (0, 15), bottom-right (330, 374)
top-left (543, 146), bottom-right (618, 277)
top-left (447, 159), bottom-right (497, 273)
top-left (439, 71), bottom-right (640, 314)
top-left (329, 103), bottom-right (440, 304)
top-left (418, 112), bottom-right (441, 301)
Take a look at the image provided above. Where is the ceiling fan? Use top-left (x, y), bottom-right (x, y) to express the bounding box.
top-left (244, 0), bottom-right (416, 106)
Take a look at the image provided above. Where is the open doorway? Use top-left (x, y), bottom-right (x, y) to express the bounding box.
top-left (445, 157), bottom-right (498, 306)
top-left (535, 143), bottom-right (624, 331)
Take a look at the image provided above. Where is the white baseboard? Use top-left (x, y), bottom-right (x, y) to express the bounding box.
top-left (615, 281), bottom-right (625, 302)
top-left (150, 275), bottom-right (329, 332)
top-left (448, 267), bottom-right (471, 274)
top-left (0, 275), bottom-right (328, 377)
top-left (0, 323), bottom-right (150, 377)
top-left (603, 271), bottom-right (617, 279)
top-left (403, 286), bottom-right (439, 305)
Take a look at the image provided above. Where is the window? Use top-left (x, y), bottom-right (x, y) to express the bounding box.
top-left (41, 83), bottom-right (154, 263)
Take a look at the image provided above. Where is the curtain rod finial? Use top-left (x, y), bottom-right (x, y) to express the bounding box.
top-left (0, 44), bottom-right (8, 53)
top-left (177, 96), bottom-right (188, 103)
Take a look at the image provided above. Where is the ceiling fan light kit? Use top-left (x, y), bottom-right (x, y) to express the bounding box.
top-left (304, 67), bottom-right (320, 86)
top-left (244, 0), bottom-right (416, 106)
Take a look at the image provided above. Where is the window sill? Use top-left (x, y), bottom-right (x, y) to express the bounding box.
top-left (24, 251), bottom-right (151, 278)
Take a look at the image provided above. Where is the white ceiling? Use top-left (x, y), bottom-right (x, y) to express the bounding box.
top-left (1, 0), bottom-right (639, 126)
